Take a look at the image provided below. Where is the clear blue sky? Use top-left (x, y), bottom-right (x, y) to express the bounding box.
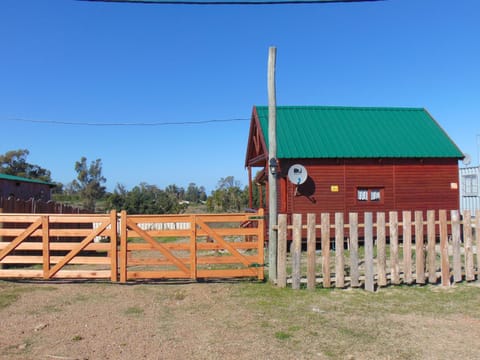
top-left (1, 0), bottom-right (479, 193)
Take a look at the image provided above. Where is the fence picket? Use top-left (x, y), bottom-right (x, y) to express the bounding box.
top-left (277, 214), bottom-right (287, 288)
top-left (403, 211), bottom-right (412, 284)
top-left (377, 212), bottom-right (387, 287)
top-left (291, 214), bottom-right (302, 290)
top-left (307, 213), bottom-right (316, 290)
top-left (321, 213), bottom-right (331, 288)
top-left (335, 212), bottom-right (345, 288)
top-left (476, 211), bottom-right (480, 282)
top-left (364, 212), bottom-right (374, 292)
top-left (463, 210), bottom-right (474, 281)
top-left (451, 210), bottom-right (462, 283)
top-left (439, 210), bottom-right (450, 287)
top-left (415, 211), bottom-right (425, 285)
top-left (389, 211), bottom-right (400, 285)
top-left (349, 213), bottom-right (360, 288)
top-left (427, 210), bottom-right (437, 284)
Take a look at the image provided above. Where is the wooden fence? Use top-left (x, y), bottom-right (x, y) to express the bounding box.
top-left (276, 210), bottom-right (480, 291)
top-left (0, 196), bottom-right (86, 214)
top-left (0, 209), bottom-right (264, 282)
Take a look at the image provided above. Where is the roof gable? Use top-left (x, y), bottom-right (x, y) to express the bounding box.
top-left (253, 106), bottom-right (463, 159)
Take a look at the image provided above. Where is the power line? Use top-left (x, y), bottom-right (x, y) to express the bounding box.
top-left (80, 0), bottom-right (383, 6)
top-left (4, 117), bottom-right (250, 127)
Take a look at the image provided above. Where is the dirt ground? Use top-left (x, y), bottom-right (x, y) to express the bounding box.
top-left (1, 280), bottom-right (480, 360)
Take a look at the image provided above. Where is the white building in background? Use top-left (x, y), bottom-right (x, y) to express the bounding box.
top-left (459, 166), bottom-right (480, 215)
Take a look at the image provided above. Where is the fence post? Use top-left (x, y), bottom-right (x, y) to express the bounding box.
top-left (110, 210), bottom-right (118, 282)
top-left (307, 213), bottom-right (316, 290)
top-left (439, 210), bottom-right (450, 287)
top-left (349, 213), bottom-right (359, 288)
top-left (257, 208), bottom-right (265, 281)
top-left (389, 211), bottom-right (400, 285)
top-left (190, 215), bottom-right (198, 280)
top-left (463, 210), bottom-right (474, 282)
top-left (403, 211), bottom-right (412, 284)
top-left (451, 210), bottom-right (462, 283)
top-left (42, 215), bottom-right (50, 279)
top-left (291, 214), bottom-right (302, 290)
top-left (427, 210), bottom-right (437, 284)
top-left (415, 211), bottom-right (425, 285)
top-left (120, 210), bottom-right (128, 283)
top-left (321, 213), bottom-right (331, 288)
top-left (364, 212), bottom-right (374, 292)
top-left (277, 214), bottom-right (287, 288)
top-left (335, 212), bottom-right (345, 288)
top-left (377, 212), bottom-right (387, 287)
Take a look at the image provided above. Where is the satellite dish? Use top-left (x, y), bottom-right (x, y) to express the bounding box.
top-left (288, 164), bottom-right (308, 185)
top-left (463, 153), bottom-right (471, 166)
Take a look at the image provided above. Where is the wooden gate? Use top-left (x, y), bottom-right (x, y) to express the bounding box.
top-left (119, 209), bottom-right (264, 282)
top-left (0, 211), bottom-right (118, 280)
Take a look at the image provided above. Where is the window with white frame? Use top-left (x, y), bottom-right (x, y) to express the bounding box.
top-left (357, 188), bottom-right (383, 203)
top-left (462, 175), bottom-right (478, 196)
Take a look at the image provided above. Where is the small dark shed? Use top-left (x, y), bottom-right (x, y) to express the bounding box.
top-left (0, 173), bottom-right (55, 201)
top-left (245, 106), bottom-right (464, 218)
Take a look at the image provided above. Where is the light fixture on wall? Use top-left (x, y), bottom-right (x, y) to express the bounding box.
top-left (269, 157), bottom-right (279, 176)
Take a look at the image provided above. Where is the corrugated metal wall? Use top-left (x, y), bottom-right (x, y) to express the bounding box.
top-left (460, 166), bottom-right (480, 215)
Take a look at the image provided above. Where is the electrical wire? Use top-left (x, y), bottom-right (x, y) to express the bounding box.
top-left (4, 117), bottom-right (250, 127)
top-left (80, 0), bottom-right (383, 5)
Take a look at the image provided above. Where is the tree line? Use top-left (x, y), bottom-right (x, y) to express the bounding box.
top-left (0, 149), bottom-right (263, 214)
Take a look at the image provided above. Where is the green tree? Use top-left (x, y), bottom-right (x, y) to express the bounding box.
top-left (107, 182), bottom-right (186, 214)
top-left (206, 176), bottom-right (248, 213)
top-left (0, 149), bottom-right (52, 182)
top-left (72, 157), bottom-right (106, 212)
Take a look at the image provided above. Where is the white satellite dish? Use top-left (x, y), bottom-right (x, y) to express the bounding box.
top-left (462, 153), bottom-right (471, 166)
top-left (288, 164), bottom-right (308, 185)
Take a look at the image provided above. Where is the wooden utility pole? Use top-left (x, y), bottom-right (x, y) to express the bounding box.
top-left (268, 46), bottom-right (278, 282)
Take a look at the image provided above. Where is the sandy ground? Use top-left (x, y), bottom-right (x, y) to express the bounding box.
top-left (1, 280), bottom-right (480, 360)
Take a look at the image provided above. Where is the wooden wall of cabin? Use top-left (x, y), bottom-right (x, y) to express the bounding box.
top-left (277, 158), bottom-right (460, 220)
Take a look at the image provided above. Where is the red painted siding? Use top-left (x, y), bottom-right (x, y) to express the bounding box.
top-left (275, 158), bottom-right (459, 219)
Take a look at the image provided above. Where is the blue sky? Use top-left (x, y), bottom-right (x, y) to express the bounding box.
top-left (1, 0), bottom-right (479, 193)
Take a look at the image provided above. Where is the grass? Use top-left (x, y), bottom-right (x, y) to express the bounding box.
top-left (0, 281), bottom-right (57, 310)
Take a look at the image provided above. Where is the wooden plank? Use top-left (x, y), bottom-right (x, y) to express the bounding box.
top-left (451, 210), bottom-right (462, 283)
top-left (197, 269), bottom-right (262, 278)
top-left (42, 216), bottom-right (50, 280)
top-left (439, 210), bottom-right (450, 287)
top-left (190, 215), bottom-right (197, 280)
top-left (277, 214), bottom-right (287, 288)
top-left (349, 213), bottom-right (360, 288)
top-left (321, 213), bottom-right (331, 288)
top-left (364, 212), bottom-right (374, 292)
top-left (389, 211), bottom-right (400, 285)
top-left (1, 256), bottom-right (111, 264)
top-left (0, 242), bottom-right (111, 251)
top-left (403, 211), bottom-right (412, 284)
top-left (0, 269), bottom-right (112, 279)
top-left (414, 211), bottom-right (425, 285)
top-left (306, 213), bottom-right (316, 290)
top-left (427, 210), bottom-right (437, 284)
top-left (257, 208), bottom-right (265, 281)
top-left (120, 210), bottom-right (128, 283)
top-left (48, 219), bottom-right (111, 279)
top-left (377, 212), bottom-right (387, 287)
top-left (195, 217), bottom-right (254, 271)
top-left (335, 212), bottom-right (345, 288)
top-left (0, 218), bottom-right (42, 262)
top-left (462, 210), bottom-right (474, 281)
top-left (110, 210), bottom-right (118, 282)
top-left (291, 214), bottom-right (302, 290)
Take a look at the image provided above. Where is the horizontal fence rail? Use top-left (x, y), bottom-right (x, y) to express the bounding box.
top-left (0, 209), bottom-right (265, 282)
top-left (276, 210), bottom-right (480, 291)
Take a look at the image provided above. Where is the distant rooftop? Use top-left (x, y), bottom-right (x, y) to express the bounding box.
top-left (0, 173), bottom-right (56, 187)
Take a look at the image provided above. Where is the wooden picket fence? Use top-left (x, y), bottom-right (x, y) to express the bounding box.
top-left (276, 210), bottom-right (480, 291)
top-left (0, 210), bottom-right (264, 282)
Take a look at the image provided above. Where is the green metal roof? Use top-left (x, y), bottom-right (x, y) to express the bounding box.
top-left (0, 173), bottom-right (56, 186)
top-left (254, 106), bottom-right (464, 159)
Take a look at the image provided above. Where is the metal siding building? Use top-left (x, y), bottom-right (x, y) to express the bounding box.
top-left (460, 166), bottom-right (480, 215)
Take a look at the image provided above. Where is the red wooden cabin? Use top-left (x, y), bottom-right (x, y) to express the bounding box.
top-left (245, 106), bottom-right (464, 225)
